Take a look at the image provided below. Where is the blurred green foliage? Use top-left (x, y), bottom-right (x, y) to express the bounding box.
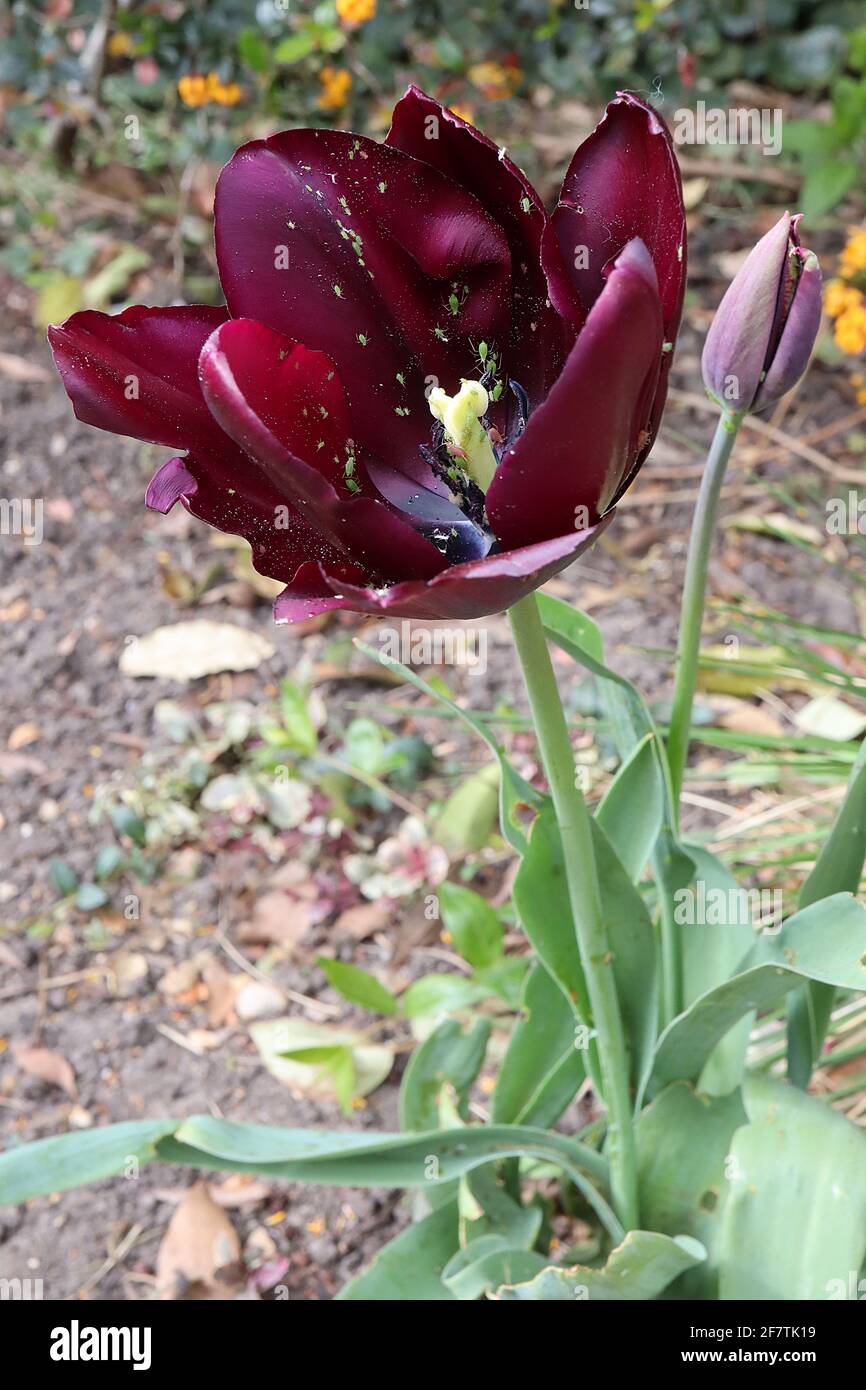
top-left (1, 1), bottom-right (865, 214)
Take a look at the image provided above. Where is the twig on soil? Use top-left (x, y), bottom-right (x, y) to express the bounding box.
top-left (77, 1222), bottom-right (147, 1299)
top-left (214, 923), bottom-right (339, 1020)
top-left (0, 966), bottom-right (107, 1002)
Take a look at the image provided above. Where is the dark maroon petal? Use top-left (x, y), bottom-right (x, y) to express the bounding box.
top-left (275, 516), bottom-right (613, 623)
top-left (552, 92), bottom-right (686, 342)
top-left (47, 305), bottom-right (229, 452)
top-left (146, 448), bottom-right (344, 586)
top-left (364, 457), bottom-right (490, 564)
top-left (214, 128), bottom-right (511, 478)
top-left (486, 239), bottom-right (663, 551)
top-left (271, 560), bottom-right (374, 622)
top-left (199, 318), bottom-right (447, 581)
top-left (387, 86), bottom-right (569, 405)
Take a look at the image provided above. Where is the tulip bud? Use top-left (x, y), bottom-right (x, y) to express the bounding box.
top-left (701, 212), bottom-right (822, 415)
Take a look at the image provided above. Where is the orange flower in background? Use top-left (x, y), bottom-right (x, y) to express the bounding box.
top-left (178, 72), bottom-right (243, 109)
top-left (318, 65), bottom-right (352, 112)
top-left (447, 103), bottom-right (475, 124)
top-left (336, 0), bottom-right (376, 25)
top-left (824, 279), bottom-right (862, 319)
top-left (178, 74), bottom-right (208, 108)
top-left (467, 60), bottom-right (521, 100)
top-left (839, 229), bottom-right (866, 278)
top-left (835, 301), bottom-right (866, 356)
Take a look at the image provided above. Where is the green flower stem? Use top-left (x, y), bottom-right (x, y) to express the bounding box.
top-left (667, 409), bottom-right (743, 821)
top-left (509, 593), bottom-right (639, 1232)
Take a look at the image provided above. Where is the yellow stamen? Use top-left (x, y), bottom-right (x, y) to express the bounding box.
top-left (428, 379), bottom-right (498, 492)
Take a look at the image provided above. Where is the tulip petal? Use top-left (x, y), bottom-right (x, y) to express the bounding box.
top-left (486, 239), bottom-right (663, 550)
top-left (47, 305), bottom-right (229, 452)
top-left (756, 248), bottom-right (822, 408)
top-left (146, 450), bottom-right (343, 585)
top-left (199, 318), bottom-right (447, 581)
top-left (387, 86), bottom-right (569, 405)
top-left (274, 516), bottom-right (613, 623)
top-left (214, 128), bottom-right (511, 479)
top-left (552, 92), bottom-right (686, 338)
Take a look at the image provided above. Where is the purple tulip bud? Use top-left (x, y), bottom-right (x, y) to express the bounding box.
top-left (701, 212), bottom-right (822, 415)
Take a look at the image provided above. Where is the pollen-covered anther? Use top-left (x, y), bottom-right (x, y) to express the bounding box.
top-left (427, 379), bottom-right (498, 493)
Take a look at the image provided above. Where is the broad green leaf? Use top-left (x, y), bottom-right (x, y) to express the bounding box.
top-left (401, 974), bottom-right (490, 1019)
top-left (590, 817), bottom-right (658, 1093)
top-left (341, 717), bottom-right (385, 774)
top-left (493, 961), bottom-right (585, 1128)
top-left (495, 1230), bottom-right (705, 1301)
top-left (788, 734), bottom-right (866, 1086)
top-left (337, 1203), bottom-right (459, 1301)
top-left (250, 1017), bottom-right (392, 1101)
top-left (0, 1120), bottom-right (177, 1205)
top-left (399, 1019), bottom-right (491, 1131)
top-left (165, 1118), bottom-right (617, 1237)
top-left (636, 1081), bottom-right (746, 1299)
top-left (438, 881), bottom-right (503, 969)
top-left (432, 763), bottom-right (500, 853)
top-left (515, 805), bottom-right (657, 1092)
top-left (356, 639), bottom-right (539, 852)
top-left (472, 956), bottom-right (528, 1009)
top-left (513, 804), bottom-right (588, 1016)
top-left (443, 1238), bottom-right (548, 1299)
top-left (680, 846), bottom-right (757, 1095)
top-left (595, 732), bottom-right (663, 882)
top-left (718, 1076), bottom-right (866, 1299)
top-left (316, 957), bottom-right (398, 1016)
top-left (647, 893), bottom-right (866, 1096)
top-left (237, 27), bottom-right (272, 72)
top-left (801, 159), bottom-right (857, 218)
top-left (273, 31), bottom-right (318, 64)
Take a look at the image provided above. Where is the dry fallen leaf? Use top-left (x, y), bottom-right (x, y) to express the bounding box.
top-left (7, 723), bottom-right (40, 750)
top-left (120, 620), bottom-right (274, 681)
top-left (156, 1181), bottom-right (243, 1300)
top-left (238, 891), bottom-right (317, 949)
top-left (202, 957), bottom-right (238, 1027)
top-left (334, 899), bottom-right (393, 941)
top-left (718, 704), bottom-right (786, 738)
top-left (15, 1046), bottom-right (77, 1098)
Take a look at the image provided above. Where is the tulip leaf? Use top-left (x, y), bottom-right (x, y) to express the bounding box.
top-left (787, 734), bottom-right (866, 1086)
top-left (636, 1081), bottom-right (746, 1300)
top-left (432, 762), bottom-right (500, 853)
top-left (355, 639), bottom-right (540, 852)
top-left (493, 961), bottom-right (585, 1128)
top-left (718, 1076), bottom-right (866, 1300)
top-left (680, 845), bottom-right (757, 1095)
top-left (0, 1120), bottom-right (179, 1205)
top-left (337, 1202), bottom-right (460, 1301)
top-left (399, 1018), bottom-right (491, 1132)
top-left (595, 731), bottom-right (664, 882)
top-left (646, 893), bottom-right (866, 1097)
top-left (494, 1230), bottom-right (705, 1301)
top-left (443, 1240), bottom-right (548, 1300)
top-left (514, 804), bottom-right (657, 1093)
top-left (438, 881), bottom-right (504, 969)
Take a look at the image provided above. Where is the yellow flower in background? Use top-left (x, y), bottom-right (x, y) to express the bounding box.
top-left (107, 31), bottom-right (132, 58)
top-left (467, 60), bottom-right (521, 100)
top-left (178, 74), bottom-right (208, 108)
top-left (824, 279), bottom-right (863, 319)
top-left (447, 104), bottom-right (475, 124)
top-left (336, 0), bottom-right (376, 24)
top-left (852, 373), bottom-right (866, 405)
top-left (319, 65), bottom-right (353, 112)
top-left (834, 302), bottom-right (866, 356)
top-left (178, 72), bottom-right (243, 109)
top-left (840, 229), bottom-right (866, 278)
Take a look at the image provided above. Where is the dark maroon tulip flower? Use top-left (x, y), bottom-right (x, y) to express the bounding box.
top-left (702, 212), bottom-right (822, 415)
top-left (48, 89), bottom-right (686, 622)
